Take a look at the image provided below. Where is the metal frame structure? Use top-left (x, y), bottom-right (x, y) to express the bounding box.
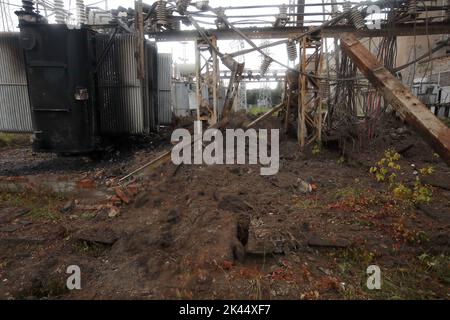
top-left (195, 36), bottom-right (219, 124)
top-left (3, 0), bottom-right (450, 166)
top-left (297, 37), bottom-right (324, 149)
top-left (341, 32), bottom-right (450, 166)
top-left (149, 22), bottom-right (450, 41)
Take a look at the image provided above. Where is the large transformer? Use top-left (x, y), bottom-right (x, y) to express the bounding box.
top-left (0, 1), bottom-right (169, 154)
top-left (20, 23), bottom-right (98, 153)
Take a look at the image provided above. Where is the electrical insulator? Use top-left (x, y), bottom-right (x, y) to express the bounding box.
top-left (286, 39), bottom-right (297, 62)
top-left (342, 1), bottom-right (351, 13)
top-left (349, 7), bottom-right (365, 30)
top-left (176, 0), bottom-right (191, 15)
top-left (274, 4), bottom-right (289, 26)
top-left (260, 56), bottom-right (273, 76)
top-left (407, 0), bottom-right (417, 15)
top-left (195, 0), bottom-right (209, 11)
top-left (156, 0), bottom-right (169, 26)
top-left (215, 19), bottom-right (226, 29)
top-left (215, 7), bottom-right (226, 29)
top-left (54, 0), bottom-right (65, 24)
top-left (76, 0), bottom-right (86, 24)
top-left (22, 0), bottom-right (34, 13)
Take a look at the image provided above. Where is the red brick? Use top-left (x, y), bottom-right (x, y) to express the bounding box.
top-left (76, 179), bottom-right (96, 189)
top-left (114, 187), bottom-right (130, 204)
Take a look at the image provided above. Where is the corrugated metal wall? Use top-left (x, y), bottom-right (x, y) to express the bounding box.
top-left (158, 53), bottom-right (173, 125)
top-left (172, 81), bottom-right (191, 117)
top-left (145, 41), bottom-right (158, 131)
top-left (0, 32), bottom-right (170, 135)
top-left (0, 32), bottom-right (33, 133)
top-left (96, 34), bottom-right (146, 134)
top-left (96, 34), bottom-right (166, 133)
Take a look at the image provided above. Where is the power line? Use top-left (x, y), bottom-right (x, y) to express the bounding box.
top-left (0, 1), bottom-right (22, 8)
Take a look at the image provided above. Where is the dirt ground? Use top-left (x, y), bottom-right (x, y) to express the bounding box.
top-left (0, 115), bottom-right (449, 300)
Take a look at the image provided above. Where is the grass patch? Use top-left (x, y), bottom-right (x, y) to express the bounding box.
top-left (0, 133), bottom-right (30, 148)
top-left (440, 117), bottom-right (450, 128)
top-left (333, 248), bottom-right (450, 299)
top-left (333, 186), bottom-right (365, 200)
top-left (248, 106), bottom-right (271, 116)
top-left (0, 189), bottom-right (67, 222)
top-left (417, 252), bottom-right (450, 286)
top-left (73, 240), bottom-right (109, 257)
top-left (291, 195), bottom-right (323, 210)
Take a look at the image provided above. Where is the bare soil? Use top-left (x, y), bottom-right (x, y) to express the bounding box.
top-left (0, 116), bottom-right (449, 300)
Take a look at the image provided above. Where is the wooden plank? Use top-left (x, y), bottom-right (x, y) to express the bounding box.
top-left (340, 33), bottom-right (450, 166)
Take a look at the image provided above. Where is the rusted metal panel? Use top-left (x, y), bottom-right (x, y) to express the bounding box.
top-left (0, 32), bottom-right (33, 133)
top-left (340, 33), bottom-right (450, 166)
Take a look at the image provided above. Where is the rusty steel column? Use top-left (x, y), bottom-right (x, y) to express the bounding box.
top-left (340, 33), bottom-right (450, 166)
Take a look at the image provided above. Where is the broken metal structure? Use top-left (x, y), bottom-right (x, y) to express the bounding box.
top-left (0, 0), bottom-right (450, 166)
top-left (341, 33), bottom-right (450, 166)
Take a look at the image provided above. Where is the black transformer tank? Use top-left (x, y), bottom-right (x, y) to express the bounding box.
top-left (20, 23), bottom-right (98, 153)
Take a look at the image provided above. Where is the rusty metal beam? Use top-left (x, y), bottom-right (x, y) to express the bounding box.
top-left (149, 22), bottom-right (450, 41)
top-left (340, 33), bottom-right (450, 167)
